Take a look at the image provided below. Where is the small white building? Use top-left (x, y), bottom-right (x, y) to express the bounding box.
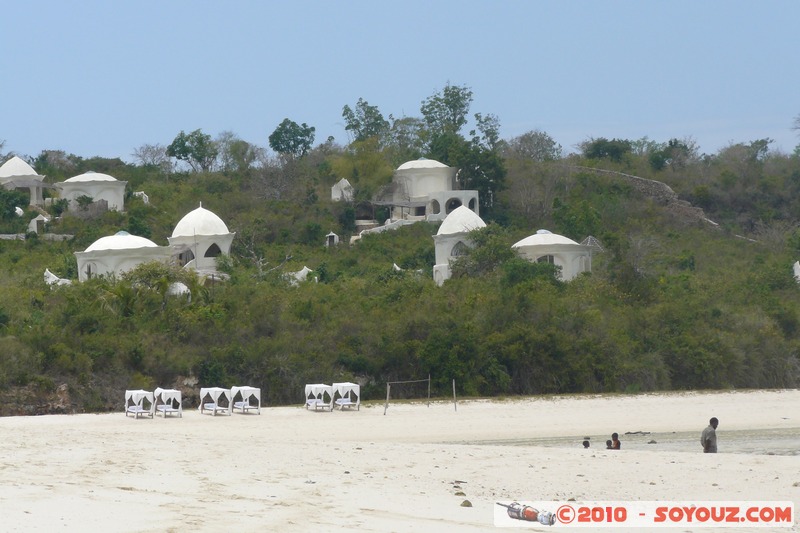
top-left (512, 229), bottom-right (593, 281)
top-left (0, 156), bottom-right (46, 206)
top-left (331, 178), bottom-right (354, 202)
top-left (74, 231), bottom-right (172, 282)
top-left (56, 171), bottom-right (127, 212)
top-left (432, 205), bottom-right (486, 286)
top-left (386, 158), bottom-right (479, 222)
top-left (168, 203), bottom-right (235, 275)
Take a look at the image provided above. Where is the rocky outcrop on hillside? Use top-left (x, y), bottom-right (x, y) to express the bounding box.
top-left (572, 166), bottom-right (716, 226)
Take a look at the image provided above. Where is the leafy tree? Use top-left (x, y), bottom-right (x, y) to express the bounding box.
top-left (0, 188), bottom-right (28, 221)
top-left (582, 137), bottom-right (632, 162)
top-left (268, 118), bottom-right (315, 158)
top-left (420, 83), bottom-right (473, 137)
top-left (384, 115), bottom-right (427, 166)
top-left (166, 129), bottom-right (219, 172)
top-left (552, 198), bottom-right (601, 239)
top-left (342, 98), bottom-right (390, 144)
top-left (505, 130), bottom-right (562, 162)
top-left (216, 131), bottom-right (260, 173)
top-left (450, 225), bottom-right (515, 279)
top-left (329, 137), bottom-right (394, 198)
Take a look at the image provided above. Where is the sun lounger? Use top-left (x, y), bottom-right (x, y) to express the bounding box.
top-left (154, 387), bottom-right (182, 418)
top-left (332, 382), bottom-right (360, 411)
top-left (231, 386), bottom-right (261, 414)
top-left (199, 387), bottom-right (232, 416)
top-left (125, 389), bottom-right (155, 419)
top-left (304, 384), bottom-right (333, 411)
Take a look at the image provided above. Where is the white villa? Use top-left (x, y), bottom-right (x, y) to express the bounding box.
top-left (511, 229), bottom-right (594, 281)
top-left (167, 203), bottom-right (235, 276)
top-left (331, 178), bottom-right (354, 202)
top-left (74, 231), bottom-right (172, 282)
top-left (0, 156), bottom-right (46, 206)
top-left (382, 158), bottom-right (479, 222)
top-left (56, 171), bottom-right (127, 212)
top-left (432, 205), bottom-right (486, 286)
top-left (72, 203), bottom-right (233, 282)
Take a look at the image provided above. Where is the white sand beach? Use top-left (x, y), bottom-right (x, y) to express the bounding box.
top-left (1, 389), bottom-right (798, 532)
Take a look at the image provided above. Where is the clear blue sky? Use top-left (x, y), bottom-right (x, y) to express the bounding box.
top-left (2, 1), bottom-right (799, 162)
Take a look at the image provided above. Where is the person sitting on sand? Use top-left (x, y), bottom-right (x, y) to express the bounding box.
top-left (611, 433), bottom-right (621, 450)
top-left (701, 417), bottom-right (718, 453)
top-left (606, 440), bottom-right (613, 449)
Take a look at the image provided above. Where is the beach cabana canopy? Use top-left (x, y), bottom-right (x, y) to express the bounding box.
top-left (199, 387), bottom-right (232, 416)
top-left (231, 386), bottom-right (261, 414)
top-left (154, 387), bottom-right (182, 418)
top-left (304, 383), bottom-right (333, 411)
top-left (332, 382), bottom-right (360, 411)
top-left (125, 389), bottom-right (155, 419)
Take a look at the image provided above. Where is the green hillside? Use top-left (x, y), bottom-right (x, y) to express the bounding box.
top-left (2, 97), bottom-right (800, 415)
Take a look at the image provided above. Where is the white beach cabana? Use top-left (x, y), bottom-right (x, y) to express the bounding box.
top-left (304, 383), bottom-right (333, 411)
top-left (199, 387), bottom-right (232, 416)
top-left (231, 386), bottom-right (261, 414)
top-left (154, 387), bottom-right (183, 418)
top-left (124, 389), bottom-right (155, 419)
top-left (332, 382), bottom-right (360, 411)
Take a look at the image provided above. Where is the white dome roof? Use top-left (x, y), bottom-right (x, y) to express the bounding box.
top-left (0, 156), bottom-right (38, 178)
top-left (85, 231), bottom-right (158, 252)
top-left (512, 229), bottom-right (579, 248)
top-left (172, 203), bottom-right (230, 237)
top-left (397, 158), bottom-right (449, 171)
top-left (437, 206), bottom-right (486, 235)
top-left (66, 171), bottom-right (117, 182)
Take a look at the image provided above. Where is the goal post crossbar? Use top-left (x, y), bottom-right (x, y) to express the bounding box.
top-left (384, 375), bottom-right (432, 415)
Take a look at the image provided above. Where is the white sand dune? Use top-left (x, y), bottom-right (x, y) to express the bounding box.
top-left (0, 389), bottom-right (797, 532)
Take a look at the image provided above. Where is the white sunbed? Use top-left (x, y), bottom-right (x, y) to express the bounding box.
top-left (231, 386), bottom-right (261, 414)
top-left (199, 387), bottom-right (232, 416)
top-left (154, 387), bottom-right (183, 418)
top-left (125, 389), bottom-right (155, 419)
top-left (332, 382), bottom-right (361, 411)
top-left (304, 384), bottom-right (333, 411)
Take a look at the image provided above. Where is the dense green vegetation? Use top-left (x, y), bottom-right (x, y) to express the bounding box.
top-left (2, 87), bottom-right (800, 414)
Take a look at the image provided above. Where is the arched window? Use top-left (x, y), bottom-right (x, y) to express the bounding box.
top-left (451, 241), bottom-right (469, 257)
top-left (204, 243), bottom-right (222, 257)
top-left (178, 249), bottom-right (195, 267)
top-left (430, 200), bottom-right (441, 215)
top-left (445, 198), bottom-right (462, 214)
top-left (537, 255), bottom-right (555, 264)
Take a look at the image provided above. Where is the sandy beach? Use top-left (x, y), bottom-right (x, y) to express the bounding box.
top-left (1, 389), bottom-right (798, 532)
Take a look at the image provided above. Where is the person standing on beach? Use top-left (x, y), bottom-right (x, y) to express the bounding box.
top-left (701, 417), bottom-right (718, 453)
top-left (610, 433), bottom-right (621, 449)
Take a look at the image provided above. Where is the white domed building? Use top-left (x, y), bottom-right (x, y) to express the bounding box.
top-left (432, 205), bottom-right (486, 286)
top-left (512, 229), bottom-right (593, 281)
top-left (56, 171), bottom-right (127, 212)
top-left (167, 203), bottom-right (235, 275)
top-left (74, 231), bottom-right (171, 282)
top-left (0, 156), bottom-right (46, 206)
top-left (386, 158), bottom-right (479, 222)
